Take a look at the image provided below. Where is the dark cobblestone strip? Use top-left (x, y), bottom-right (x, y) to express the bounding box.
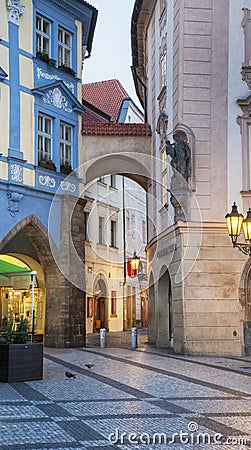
top-left (37, 403), bottom-right (73, 418)
top-left (148, 399), bottom-right (192, 414)
top-left (44, 353), bottom-right (153, 400)
top-left (59, 420), bottom-right (104, 441)
top-left (82, 349), bottom-right (250, 398)
top-left (11, 382), bottom-right (49, 401)
top-left (137, 347), bottom-right (251, 377)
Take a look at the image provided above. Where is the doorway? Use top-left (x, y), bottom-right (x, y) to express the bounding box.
top-left (93, 277), bottom-right (108, 331)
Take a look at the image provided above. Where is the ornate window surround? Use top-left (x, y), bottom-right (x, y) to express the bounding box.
top-left (237, 95), bottom-right (251, 191)
top-left (241, 8), bottom-right (251, 89)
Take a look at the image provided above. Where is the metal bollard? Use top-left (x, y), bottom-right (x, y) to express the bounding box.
top-left (131, 327), bottom-right (138, 349)
top-left (100, 328), bottom-right (106, 348)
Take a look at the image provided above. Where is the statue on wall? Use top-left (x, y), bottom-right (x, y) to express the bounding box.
top-left (166, 133), bottom-right (191, 182)
top-left (166, 132), bottom-right (192, 222)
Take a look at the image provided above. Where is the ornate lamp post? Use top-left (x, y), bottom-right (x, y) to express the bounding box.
top-left (130, 251), bottom-right (140, 274)
top-left (225, 202), bottom-right (251, 256)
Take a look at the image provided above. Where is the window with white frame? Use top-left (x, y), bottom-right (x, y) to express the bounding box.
top-left (38, 114), bottom-right (52, 162)
top-left (36, 15), bottom-right (51, 56)
top-left (160, 50), bottom-right (167, 90)
top-left (98, 217), bottom-right (104, 244)
top-left (60, 122), bottom-right (72, 167)
top-left (58, 27), bottom-right (72, 67)
top-left (110, 220), bottom-right (117, 247)
top-left (161, 148), bottom-right (168, 205)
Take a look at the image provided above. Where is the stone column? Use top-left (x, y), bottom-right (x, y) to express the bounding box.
top-left (45, 196), bottom-right (86, 348)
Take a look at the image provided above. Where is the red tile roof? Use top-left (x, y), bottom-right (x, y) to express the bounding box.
top-left (82, 122), bottom-right (151, 136)
top-left (82, 108), bottom-right (108, 123)
top-left (82, 79), bottom-right (130, 122)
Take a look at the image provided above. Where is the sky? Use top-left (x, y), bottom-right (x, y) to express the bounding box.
top-left (82, 0), bottom-right (140, 106)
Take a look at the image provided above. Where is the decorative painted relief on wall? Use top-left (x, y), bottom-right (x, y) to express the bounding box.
top-left (42, 88), bottom-right (72, 113)
top-left (10, 163), bottom-right (23, 183)
top-left (7, 191), bottom-right (23, 216)
top-left (32, 80), bottom-right (83, 115)
top-left (60, 180), bottom-right (76, 193)
top-left (36, 67), bottom-right (74, 93)
top-left (38, 174), bottom-right (56, 188)
top-left (6, 0), bottom-right (25, 25)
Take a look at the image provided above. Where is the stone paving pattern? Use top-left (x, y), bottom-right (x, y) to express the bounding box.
top-left (1, 342), bottom-right (251, 449)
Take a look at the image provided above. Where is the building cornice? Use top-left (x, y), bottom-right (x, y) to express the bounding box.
top-left (131, 0), bottom-right (157, 106)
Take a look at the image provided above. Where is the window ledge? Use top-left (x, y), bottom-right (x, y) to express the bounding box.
top-left (109, 246), bottom-right (118, 251)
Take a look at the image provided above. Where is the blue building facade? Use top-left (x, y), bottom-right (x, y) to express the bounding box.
top-left (0, 0), bottom-right (97, 347)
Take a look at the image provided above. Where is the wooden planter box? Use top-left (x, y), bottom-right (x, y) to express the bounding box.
top-left (0, 343), bottom-right (43, 383)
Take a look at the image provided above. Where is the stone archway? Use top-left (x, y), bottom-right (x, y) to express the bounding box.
top-left (240, 259), bottom-right (251, 355)
top-left (156, 265), bottom-right (172, 348)
top-left (0, 199), bottom-right (86, 348)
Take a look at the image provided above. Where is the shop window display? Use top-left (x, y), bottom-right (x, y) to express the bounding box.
top-left (0, 256), bottom-right (45, 336)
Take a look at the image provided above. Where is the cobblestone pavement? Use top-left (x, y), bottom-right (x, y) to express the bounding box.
top-left (1, 343), bottom-right (251, 450)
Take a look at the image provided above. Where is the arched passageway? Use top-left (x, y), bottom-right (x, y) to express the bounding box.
top-left (0, 207), bottom-right (86, 348)
top-left (240, 259), bottom-right (251, 355)
top-left (156, 266), bottom-right (173, 348)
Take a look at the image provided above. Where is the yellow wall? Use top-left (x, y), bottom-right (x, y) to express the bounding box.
top-left (0, 5), bottom-right (8, 41)
top-left (20, 55), bottom-right (34, 89)
top-left (19, 0), bottom-right (33, 54)
top-left (20, 92), bottom-right (34, 163)
top-left (0, 84), bottom-right (9, 155)
top-left (23, 168), bottom-right (35, 186)
top-left (0, 46), bottom-right (9, 79)
top-left (0, 162), bottom-right (8, 181)
top-left (75, 20), bottom-right (82, 79)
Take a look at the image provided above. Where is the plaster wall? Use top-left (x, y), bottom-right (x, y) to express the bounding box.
top-left (228, 1), bottom-right (251, 208)
top-left (23, 167), bottom-right (35, 186)
top-left (0, 46), bottom-right (9, 79)
top-left (20, 54), bottom-right (34, 89)
top-left (19, 0), bottom-right (33, 55)
top-left (0, 162), bottom-right (8, 181)
top-left (75, 21), bottom-right (82, 79)
top-left (182, 225), bottom-right (246, 355)
top-left (20, 92), bottom-right (34, 163)
top-left (0, 83), bottom-right (9, 156)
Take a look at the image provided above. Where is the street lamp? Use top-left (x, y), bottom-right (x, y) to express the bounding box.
top-left (225, 202), bottom-right (251, 256)
top-left (130, 251), bottom-right (140, 274)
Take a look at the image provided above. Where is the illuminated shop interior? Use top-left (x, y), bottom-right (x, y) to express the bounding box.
top-left (0, 255), bottom-right (45, 335)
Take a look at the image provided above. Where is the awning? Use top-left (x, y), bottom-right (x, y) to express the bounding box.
top-left (0, 259), bottom-right (31, 281)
